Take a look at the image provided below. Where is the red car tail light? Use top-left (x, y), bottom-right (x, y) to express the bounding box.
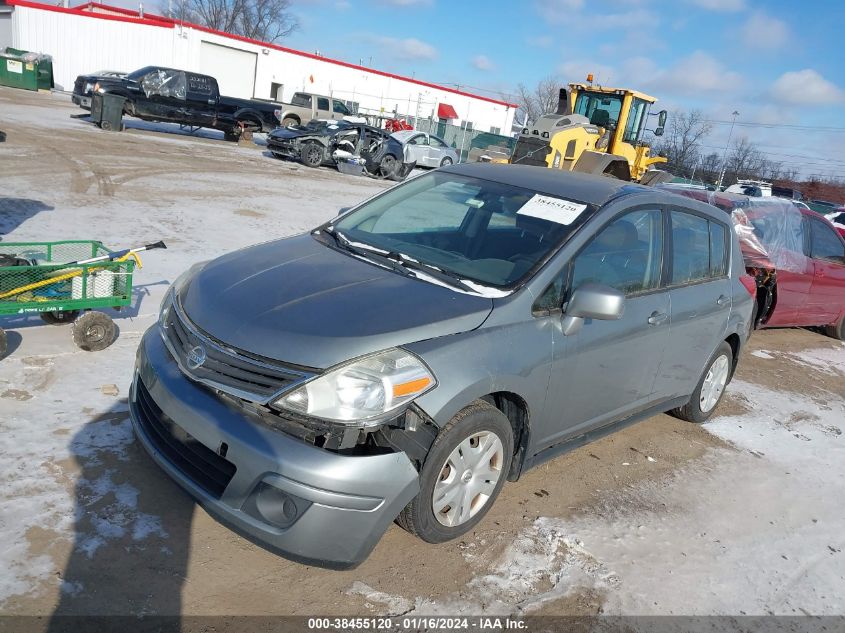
top-left (739, 273), bottom-right (757, 297)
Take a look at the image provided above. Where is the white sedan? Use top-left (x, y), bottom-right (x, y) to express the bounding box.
top-left (391, 131), bottom-right (459, 168)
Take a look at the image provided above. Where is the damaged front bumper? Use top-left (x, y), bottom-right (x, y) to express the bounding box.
top-left (129, 328), bottom-right (420, 568)
top-left (266, 137), bottom-right (300, 159)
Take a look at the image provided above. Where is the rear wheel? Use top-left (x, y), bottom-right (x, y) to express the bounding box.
top-left (41, 310), bottom-right (80, 325)
top-left (282, 117), bottom-right (298, 128)
top-left (300, 142), bottom-right (324, 168)
top-left (824, 314), bottom-right (845, 340)
top-left (396, 400), bottom-right (513, 543)
top-left (670, 341), bottom-right (733, 423)
top-left (72, 311), bottom-right (116, 352)
top-left (440, 156), bottom-right (453, 167)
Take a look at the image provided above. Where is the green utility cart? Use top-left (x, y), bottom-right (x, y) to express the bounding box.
top-left (0, 241), bottom-right (137, 358)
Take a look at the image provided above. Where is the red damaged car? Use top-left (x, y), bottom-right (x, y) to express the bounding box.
top-left (659, 186), bottom-right (845, 340)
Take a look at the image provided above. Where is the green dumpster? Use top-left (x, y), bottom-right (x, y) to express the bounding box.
top-left (91, 93), bottom-right (125, 131)
top-left (0, 47), bottom-right (54, 91)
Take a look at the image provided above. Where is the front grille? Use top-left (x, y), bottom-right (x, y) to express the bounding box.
top-left (511, 137), bottom-right (551, 167)
top-left (162, 301), bottom-right (310, 404)
top-left (134, 378), bottom-right (236, 498)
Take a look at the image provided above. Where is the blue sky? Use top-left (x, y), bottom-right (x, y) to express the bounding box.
top-left (280, 0), bottom-right (845, 180)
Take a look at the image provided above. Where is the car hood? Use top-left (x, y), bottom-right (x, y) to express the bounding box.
top-left (180, 234), bottom-right (494, 369)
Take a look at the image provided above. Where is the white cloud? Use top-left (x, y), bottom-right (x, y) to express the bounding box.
top-left (644, 51), bottom-right (742, 96)
top-left (687, 0), bottom-right (745, 10)
top-left (770, 69), bottom-right (845, 105)
top-left (371, 36), bottom-right (438, 61)
top-left (471, 55), bottom-right (494, 71)
top-left (740, 11), bottom-right (790, 50)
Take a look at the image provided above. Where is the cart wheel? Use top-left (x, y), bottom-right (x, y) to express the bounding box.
top-left (72, 312), bottom-right (116, 352)
top-left (41, 310), bottom-right (81, 326)
top-left (0, 327), bottom-right (7, 360)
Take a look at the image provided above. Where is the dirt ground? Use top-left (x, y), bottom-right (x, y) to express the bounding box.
top-left (1, 88), bottom-right (844, 621)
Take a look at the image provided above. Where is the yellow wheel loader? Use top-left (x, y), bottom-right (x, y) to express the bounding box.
top-left (510, 77), bottom-right (670, 185)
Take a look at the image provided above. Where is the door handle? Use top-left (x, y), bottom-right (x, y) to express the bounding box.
top-left (648, 311), bottom-right (668, 325)
top-left (716, 295), bottom-right (729, 306)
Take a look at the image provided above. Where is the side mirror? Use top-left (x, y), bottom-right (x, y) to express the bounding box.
top-left (560, 283), bottom-right (625, 336)
top-left (654, 126), bottom-right (664, 137)
top-left (658, 109), bottom-right (668, 128)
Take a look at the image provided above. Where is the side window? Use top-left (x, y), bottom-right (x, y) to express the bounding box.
top-left (186, 73), bottom-right (213, 97)
top-left (430, 136), bottom-right (448, 148)
top-left (408, 135), bottom-right (425, 145)
top-left (671, 211), bottom-right (711, 284)
top-left (291, 93), bottom-right (311, 107)
top-left (317, 97), bottom-right (330, 111)
top-left (571, 209), bottom-right (664, 295)
top-left (141, 69), bottom-right (186, 100)
top-left (532, 267), bottom-right (568, 314)
top-left (709, 222), bottom-right (728, 276)
top-left (332, 99), bottom-right (350, 115)
top-left (810, 219), bottom-right (845, 264)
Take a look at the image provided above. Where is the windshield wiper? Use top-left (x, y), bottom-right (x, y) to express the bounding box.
top-left (321, 226), bottom-right (475, 293)
top-left (321, 226), bottom-right (415, 278)
top-left (384, 252), bottom-right (475, 293)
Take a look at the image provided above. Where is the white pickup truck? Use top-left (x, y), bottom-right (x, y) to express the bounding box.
top-left (276, 92), bottom-right (363, 127)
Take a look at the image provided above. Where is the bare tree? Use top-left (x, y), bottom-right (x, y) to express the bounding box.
top-left (168, 0), bottom-right (298, 43)
top-left (725, 136), bottom-right (766, 184)
top-left (698, 152), bottom-right (722, 184)
top-left (652, 109), bottom-right (712, 178)
top-left (515, 75), bottom-right (563, 125)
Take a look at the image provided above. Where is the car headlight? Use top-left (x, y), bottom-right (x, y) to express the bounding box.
top-left (274, 348), bottom-right (435, 425)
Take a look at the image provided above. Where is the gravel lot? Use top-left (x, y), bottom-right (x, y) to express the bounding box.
top-left (1, 87), bottom-right (844, 620)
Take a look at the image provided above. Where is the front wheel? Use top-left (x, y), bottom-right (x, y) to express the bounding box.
top-left (670, 341), bottom-right (733, 423)
top-left (396, 400), bottom-right (513, 543)
top-left (440, 156), bottom-right (453, 167)
top-left (300, 142), bottom-right (324, 168)
top-left (824, 314), bottom-right (845, 341)
top-left (72, 311), bottom-right (116, 352)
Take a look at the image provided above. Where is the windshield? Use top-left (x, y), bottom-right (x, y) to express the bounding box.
top-left (127, 66), bottom-right (156, 81)
top-left (330, 172), bottom-right (593, 288)
top-left (574, 91), bottom-right (623, 128)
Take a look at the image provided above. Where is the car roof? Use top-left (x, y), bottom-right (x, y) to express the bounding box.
top-left (441, 163), bottom-right (653, 207)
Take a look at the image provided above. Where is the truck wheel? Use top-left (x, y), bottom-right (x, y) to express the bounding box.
top-left (824, 314), bottom-right (845, 340)
top-left (670, 341), bottom-right (734, 424)
top-left (41, 310), bottom-right (80, 325)
top-left (0, 327), bottom-right (7, 360)
top-left (72, 311), bottom-right (116, 352)
top-left (282, 117), bottom-right (298, 127)
top-left (396, 400), bottom-right (513, 543)
top-left (300, 142), bottom-right (324, 168)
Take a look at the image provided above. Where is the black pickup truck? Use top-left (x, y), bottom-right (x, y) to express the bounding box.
top-left (72, 66), bottom-right (280, 140)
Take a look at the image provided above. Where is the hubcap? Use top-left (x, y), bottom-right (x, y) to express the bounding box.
top-left (700, 354), bottom-right (730, 412)
top-left (86, 324), bottom-right (106, 343)
top-left (432, 431), bottom-right (504, 527)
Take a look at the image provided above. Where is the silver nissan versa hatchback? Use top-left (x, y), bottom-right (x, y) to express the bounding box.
top-left (130, 163), bottom-right (754, 568)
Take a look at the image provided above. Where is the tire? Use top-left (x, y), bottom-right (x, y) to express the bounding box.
top-left (100, 120), bottom-right (113, 132)
top-left (72, 311), bottom-right (116, 352)
top-left (41, 310), bottom-right (80, 325)
top-left (0, 328), bottom-right (7, 360)
top-left (282, 117), bottom-right (298, 128)
top-left (440, 156), bottom-right (453, 167)
top-left (396, 400), bottom-right (513, 543)
top-left (300, 142), bottom-right (324, 168)
top-left (670, 341), bottom-right (734, 423)
top-left (379, 153), bottom-right (398, 179)
top-left (824, 314), bottom-right (845, 340)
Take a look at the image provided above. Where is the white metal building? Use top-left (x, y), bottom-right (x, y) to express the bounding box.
top-left (1, 0), bottom-right (516, 133)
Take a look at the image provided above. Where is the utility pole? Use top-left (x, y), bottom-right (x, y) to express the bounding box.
top-left (716, 110), bottom-right (740, 190)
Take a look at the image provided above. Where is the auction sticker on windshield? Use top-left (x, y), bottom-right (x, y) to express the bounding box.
top-left (517, 194), bottom-right (587, 225)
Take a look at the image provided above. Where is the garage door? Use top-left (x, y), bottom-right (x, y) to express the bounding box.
top-left (199, 41), bottom-right (257, 99)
